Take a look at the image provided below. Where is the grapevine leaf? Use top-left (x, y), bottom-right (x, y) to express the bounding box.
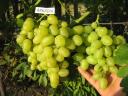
top-left (38, 74), bottom-right (47, 87)
top-left (113, 44), bottom-right (128, 65)
top-left (120, 76), bottom-right (128, 92)
top-left (117, 66), bottom-right (128, 77)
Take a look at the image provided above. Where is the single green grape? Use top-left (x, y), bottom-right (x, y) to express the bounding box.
top-left (58, 47), bottom-right (70, 57)
top-left (55, 35), bottom-right (66, 47)
top-left (41, 35), bottom-right (54, 46)
top-left (22, 39), bottom-right (32, 52)
top-left (104, 46), bottom-right (112, 57)
top-left (86, 55), bottom-right (97, 65)
top-left (91, 40), bottom-right (102, 49)
top-left (84, 25), bottom-right (93, 33)
top-left (106, 57), bottom-right (115, 66)
top-left (56, 54), bottom-right (64, 62)
top-left (99, 77), bottom-right (108, 89)
top-left (27, 31), bottom-right (34, 39)
top-left (65, 39), bottom-right (76, 50)
top-left (49, 73), bottom-right (59, 88)
top-left (23, 18), bottom-right (34, 32)
top-left (94, 48), bottom-right (104, 59)
top-left (58, 69), bottom-right (69, 77)
top-left (101, 35), bottom-right (113, 46)
top-left (97, 58), bottom-right (106, 66)
top-left (87, 32), bottom-right (98, 43)
top-left (61, 60), bottom-right (69, 68)
top-left (33, 45), bottom-right (43, 54)
top-left (16, 34), bottom-right (26, 45)
top-left (43, 46), bottom-right (53, 58)
top-left (73, 25), bottom-right (84, 34)
top-left (73, 53), bottom-right (84, 62)
top-left (72, 35), bottom-right (83, 46)
top-left (80, 59), bottom-right (89, 70)
top-left (33, 35), bottom-right (43, 44)
top-left (49, 25), bottom-right (59, 36)
top-left (47, 15), bottom-right (58, 25)
top-left (95, 27), bottom-right (108, 37)
top-left (60, 27), bottom-right (69, 38)
top-left (61, 21), bottom-right (68, 27)
top-left (47, 57), bottom-right (57, 68)
top-left (40, 20), bottom-right (49, 27)
top-left (91, 22), bottom-right (98, 29)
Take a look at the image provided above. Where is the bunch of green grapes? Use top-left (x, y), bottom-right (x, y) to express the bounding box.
top-left (78, 22), bottom-right (126, 89)
top-left (16, 15), bottom-right (84, 88)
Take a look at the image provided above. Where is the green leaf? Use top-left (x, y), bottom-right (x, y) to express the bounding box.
top-left (114, 44), bottom-right (128, 65)
top-left (117, 67), bottom-right (128, 77)
top-left (24, 68), bottom-right (33, 78)
top-left (38, 74), bottom-right (47, 87)
top-left (120, 76), bottom-right (128, 92)
top-left (0, 59), bottom-right (7, 65)
top-left (32, 71), bottom-right (39, 81)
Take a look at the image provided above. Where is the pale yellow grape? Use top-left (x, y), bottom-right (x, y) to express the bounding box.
top-left (72, 35), bottom-right (83, 46)
top-left (104, 46), bottom-right (112, 57)
top-left (56, 54), bottom-right (64, 62)
top-left (94, 64), bottom-right (102, 72)
top-left (49, 25), bottom-right (59, 36)
top-left (53, 47), bottom-right (58, 55)
top-left (16, 34), bottom-right (26, 45)
top-left (113, 35), bottom-right (126, 45)
top-left (20, 30), bottom-right (27, 35)
top-left (66, 39), bottom-right (76, 50)
top-left (95, 27), bottom-right (108, 37)
top-left (60, 27), bottom-right (69, 38)
top-left (80, 59), bottom-right (89, 70)
top-left (47, 57), bottom-right (57, 68)
top-left (84, 25), bottom-right (93, 33)
top-left (101, 35), bottom-right (113, 46)
top-left (47, 15), bottom-right (58, 25)
top-left (86, 55), bottom-right (97, 65)
top-left (23, 18), bottom-right (34, 32)
top-left (87, 32), bottom-right (98, 43)
top-left (58, 47), bottom-right (70, 57)
top-left (49, 73), bottom-right (59, 88)
top-left (27, 31), bottom-right (34, 39)
top-left (103, 65), bottom-right (109, 72)
top-left (97, 58), bottom-right (106, 66)
top-left (47, 67), bottom-right (59, 75)
top-left (33, 35), bottom-right (43, 44)
top-left (22, 39), bottom-right (32, 52)
top-left (40, 20), bottom-right (49, 27)
top-left (61, 60), bottom-right (69, 68)
top-left (41, 35), bottom-right (54, 46)
top-left (73, 25), bottom-right (84, 34)
top-left (38, 26), bottom-right (49, 37)
top-left (106, 57), bottom-right (115, 66)
top-left (61, 21), bottom-right (68, 27)
top-left (91, 40), bottom-right (102, 49)
top-left (43, 46), bottom-right (53, 58)
top-left (33, 45), bottom-right (43, 54)
top-left (37, 61), bottom-right (48, 71)
top-left (86, 47), bottom-right (92, 55)
top-left (58, 69), bottom-right (69, 77)
top-left (94, 48), bottom-right (104, 59)
top-left (55, 35), bottom-right (66, 47)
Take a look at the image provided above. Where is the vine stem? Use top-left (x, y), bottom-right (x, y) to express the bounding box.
top-left (75, 11), bottom-right (90, 23)
top-left (83, 22), bottom-right (128, 25)
top-left (37, 14), bottom-right (47, 22)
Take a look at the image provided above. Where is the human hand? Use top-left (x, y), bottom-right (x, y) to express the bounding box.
top-left (78, 67), bottom-right (125, 96)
